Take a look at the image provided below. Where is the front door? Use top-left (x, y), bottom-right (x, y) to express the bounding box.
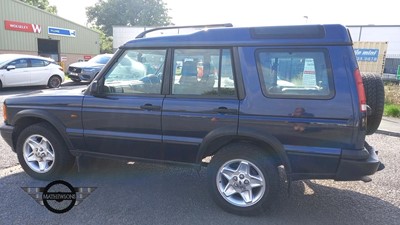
top-left (82, 49), bottom-right (167, 159)
top-left (2, 58), bottom-right (30, 87)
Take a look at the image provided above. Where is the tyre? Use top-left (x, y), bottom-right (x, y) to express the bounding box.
top-left (361, 73), bottom-right (385, 135)
top-left (207, 143), bottom-right (279, 215)
top-left (16, 123), bottom-right (75, 180)
top-left (48, 75), bottom-right (62, 88)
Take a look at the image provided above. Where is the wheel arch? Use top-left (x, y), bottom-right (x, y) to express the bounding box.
top-left (197, 127), bottom-right (291, 173)
top-left (50, 74), bottom-right (62, 79)
top-left (11, 109), bottom-right (74, 151)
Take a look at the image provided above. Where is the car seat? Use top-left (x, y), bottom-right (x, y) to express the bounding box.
top-left (199, 62), bottom-right (216, 94)
top-left (179, 61), bottom-right (198, 84)
top-left (174, 61), bottom-right (199, 94)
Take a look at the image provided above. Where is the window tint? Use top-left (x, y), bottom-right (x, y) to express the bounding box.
top-left (103, 49), bottom-right (166, 95)
top-left (9, 59), bottom-right (28, 68)
top-left (172, 48), bottom-right (236, 97)
top-left (89, 55), bottom-right (112, 64)
top-left (31, 59), bottom-right (49, 67)
top-left (257, 50), bottom-right (333, 98)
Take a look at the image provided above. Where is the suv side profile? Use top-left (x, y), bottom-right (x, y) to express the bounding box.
top-left (1, 24), bottom-right (384, 215)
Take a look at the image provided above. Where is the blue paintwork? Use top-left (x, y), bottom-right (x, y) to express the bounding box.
top-left (0, 24), bottom-right (379, 181)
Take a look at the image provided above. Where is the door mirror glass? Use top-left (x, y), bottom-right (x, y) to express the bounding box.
top-left (89, 80), bottom-right (99, 96)
top-left (6, 65), bottom-right (16, 71)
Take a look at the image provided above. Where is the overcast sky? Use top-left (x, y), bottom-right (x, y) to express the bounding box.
top-left (48, 0), bottom-right (399, 27)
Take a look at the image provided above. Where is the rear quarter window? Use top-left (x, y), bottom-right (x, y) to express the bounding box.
top-left (30, 59), bottom-right (50, 67)
top-left (256, 49), bottom-right (334, 99)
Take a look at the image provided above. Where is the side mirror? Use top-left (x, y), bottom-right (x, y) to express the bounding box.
top-left (6, 65), bottom-right (16, 71)
top-left (89, 80), bottom-right (99, 96)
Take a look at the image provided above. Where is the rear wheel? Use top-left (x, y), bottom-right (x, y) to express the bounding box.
top-left (48, 75), bottom-right (62, 88)
top-left (362, 73), bottom-right (385, 135)
top-left (16, 123), bottom-right (75, 180)
top-left (207, 143), bottom-right (279, 215)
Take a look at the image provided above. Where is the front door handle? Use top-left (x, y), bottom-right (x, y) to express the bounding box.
top-left (213, 107), bottom-right (237, 114)
top-left (140, 104), bottom-right (161, 111)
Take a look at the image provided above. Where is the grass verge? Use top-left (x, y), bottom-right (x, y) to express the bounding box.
top-left (384, 84), bottom-right (400, 117)
top-left (384, 104), bottom-right (400, 117)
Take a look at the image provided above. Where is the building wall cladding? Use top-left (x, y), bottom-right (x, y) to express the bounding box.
top-left (0, 0), bottom-right (100, 66)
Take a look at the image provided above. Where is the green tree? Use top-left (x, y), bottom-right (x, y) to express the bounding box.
top-left (20, 0), bottom-right (57, 14)
top-left (86, 0), bottom-right (172, 36)
top-left (100, 33), bottom-right (113, 54)
top-left (92, 27), bottom-right (113, 54)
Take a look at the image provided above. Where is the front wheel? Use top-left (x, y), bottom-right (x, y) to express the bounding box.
top-left (16, 123), bottom-right (75, 180)
top-left (207, 143), bottom-right (279, 215)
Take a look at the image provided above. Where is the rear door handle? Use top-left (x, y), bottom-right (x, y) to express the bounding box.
top-left (213, 107), bottom-right (237, 114)
top-left (140, 104), bottom-right (161, 111)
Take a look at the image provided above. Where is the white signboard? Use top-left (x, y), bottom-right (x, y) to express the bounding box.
top-left (48, 26), bottom-right (76, 37)
top-left (302, 58), bottom-right (316, 86)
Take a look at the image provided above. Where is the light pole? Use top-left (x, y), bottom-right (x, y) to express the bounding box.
top-left (303, 16), bottom-right (309, 24)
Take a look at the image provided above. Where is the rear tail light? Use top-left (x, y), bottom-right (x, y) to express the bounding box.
top-left (354, 68), bottom-right (367, 112)
top-left (59, 67), bottom-right (64, 72)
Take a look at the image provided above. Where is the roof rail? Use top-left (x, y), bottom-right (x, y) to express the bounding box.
top-left (135, 23), bottom-right (233, 39)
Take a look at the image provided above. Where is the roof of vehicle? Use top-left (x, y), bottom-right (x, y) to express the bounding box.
top-left (122, 24), bottom-right (352, 48)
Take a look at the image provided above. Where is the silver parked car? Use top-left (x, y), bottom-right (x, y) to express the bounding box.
top-left (0, 54), bottom-right (64, 89)
top-left (67, 54), bottom-right (113, 82)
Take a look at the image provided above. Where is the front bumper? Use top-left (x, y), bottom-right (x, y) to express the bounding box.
top-left (335, 142), bottom-right (381, 181)
top-left (0, 123), bottom-right (15, 152)
top-left (67, 71), bottom-right (96, 81)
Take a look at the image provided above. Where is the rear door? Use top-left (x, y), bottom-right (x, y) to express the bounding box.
top-left (162, 48), bottom-right (240, 163)
top-left (29, 59), bottom-right (52, 85)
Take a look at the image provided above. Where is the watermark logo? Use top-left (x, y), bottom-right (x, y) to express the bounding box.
top-left (22, 180), bottom-right (96, 214)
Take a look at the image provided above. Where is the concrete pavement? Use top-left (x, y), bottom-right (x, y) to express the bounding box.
top-left (377, 116), bottom-right (400, 137)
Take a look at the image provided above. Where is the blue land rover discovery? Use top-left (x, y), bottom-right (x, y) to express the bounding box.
top-left (1, 24), bottom-right (385, 215)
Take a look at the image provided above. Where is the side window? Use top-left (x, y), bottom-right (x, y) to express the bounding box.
top-left (172, 48), bottom-right (236, 97)
top-left (103, 49), bottom-right (166, 95)
top-left (257, 50), bottom-right (334, 99)
top-left (9, 59), bottom-right (28, 69)
top-left (31, 59), bottom-right (47, 67)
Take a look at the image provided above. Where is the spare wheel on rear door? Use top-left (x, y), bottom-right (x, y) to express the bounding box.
top-left (361, 73), bottom-right (385, 135)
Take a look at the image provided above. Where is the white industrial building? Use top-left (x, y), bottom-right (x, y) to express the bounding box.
top-left (113, 26), bottom-right (199, 52)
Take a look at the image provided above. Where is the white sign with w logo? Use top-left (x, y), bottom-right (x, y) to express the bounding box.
top-left (31, 24), bottom-right (42, 33)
